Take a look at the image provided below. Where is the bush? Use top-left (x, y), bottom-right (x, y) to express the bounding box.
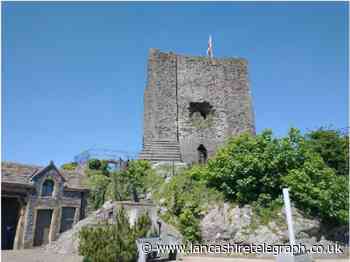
top-left (87, 173), bottom-right (111, 210)
top-left (155, 169), bottom-right (223, 242)
top-left (283, 158), bottom-right (349, 225)
top-left (204, 128), bottom-right (348, 225)
top-left (88, 159), bottom-right (101, 170)
top-left (86, 160), bottom-right (154, 208)
top-left (305, 127), bottom-right (349, 176)
top-left (106, 171), bottom-right (131, 201)
top-left (123, 160), bottom-right (153, 202)
top-left (79, 208), bottom-right (152, 262)
top-left (61, 162), bottom-right (78, 171)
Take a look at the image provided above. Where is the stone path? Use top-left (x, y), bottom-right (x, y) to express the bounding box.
top-left (181, 256), bottom-right (349, 262)
top-left (1, 249), bottom-right (83, 262)
top-left (2, 250), bottom-right (348, 262)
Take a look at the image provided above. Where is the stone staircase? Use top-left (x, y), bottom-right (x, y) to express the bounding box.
top-left (139, 140), bottom-right (182, 162)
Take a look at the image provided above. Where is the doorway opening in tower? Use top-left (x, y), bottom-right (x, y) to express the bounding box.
top-left (197, 144), bottom-right (208, 164)
top-left (188, 101), bottom-right (213, 119)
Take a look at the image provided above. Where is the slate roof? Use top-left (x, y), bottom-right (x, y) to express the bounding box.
top-left (1, 161), bottom-right (89, 191)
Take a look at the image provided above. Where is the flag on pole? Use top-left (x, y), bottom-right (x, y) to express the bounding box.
top-left (207, 35), bottom-right (213, 58)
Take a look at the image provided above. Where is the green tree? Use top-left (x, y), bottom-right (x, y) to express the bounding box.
top-left (305, 127), bottom-right (349, 176)
top-left (87, 173), bottom-right (110, 210)
top-left (282, 156), bottom-right (349, 225)
top-left (88, 159), bottom-right (102, 170)
top-left (87, 159), bottom-right (110, 175)
top-left (124, 160), bottom-right (153, 202)
top-left (206, 129), bottom-right (307, 203)
top-left (106, 171), bottom-right (131, 201)
top-left (204, 128), bottom-right (348, 225)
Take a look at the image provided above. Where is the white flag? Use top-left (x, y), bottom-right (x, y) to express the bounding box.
top-left (207, 35), bottom-right (213, 58)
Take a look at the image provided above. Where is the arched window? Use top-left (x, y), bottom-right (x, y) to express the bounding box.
top-left (197, 144), bottom-right (208, 164)
top-left (41, 179), bottom-right (54, 197)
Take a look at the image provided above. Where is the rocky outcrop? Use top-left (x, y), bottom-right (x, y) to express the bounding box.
top-left (200, 203), bottom-right (348, 248)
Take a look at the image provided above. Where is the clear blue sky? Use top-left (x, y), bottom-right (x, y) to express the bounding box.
top-left (2, 2), bottom-right (348, 166)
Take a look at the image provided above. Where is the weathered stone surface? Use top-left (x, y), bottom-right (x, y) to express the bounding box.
top-left (140, 49), bottom-right (255, 164)
top-left (45, 211), bottom-right (98, 255)
top-left (200, 203), bottom-right (347, 248)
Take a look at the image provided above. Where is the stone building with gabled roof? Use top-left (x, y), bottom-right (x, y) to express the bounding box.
top-left (1, 161), bottom-right (89, 250)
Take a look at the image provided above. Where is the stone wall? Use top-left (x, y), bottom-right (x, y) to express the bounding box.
top-left (177, 55), bottom-right (255, 163)
top-left (143, 49), bottom-right (178, 145)
top-left (142, 49), bottom-right (255, 163)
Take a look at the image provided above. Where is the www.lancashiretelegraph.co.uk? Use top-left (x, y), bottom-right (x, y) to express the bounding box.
top-left (140, 241), bottom-right (344, 256)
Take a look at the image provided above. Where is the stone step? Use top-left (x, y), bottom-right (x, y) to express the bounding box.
top-left (140, 140), bottom-right (182, 162)
top-left (143, 141), bottom-right (180, 146)
top-left (139, 154), bottom-right (181, 158)
top-left (140, 149), bottom-right (181, 153)
top-left (139, 153), bottom-right (182, 158)
top-left (144, 149), bottom-right (180, 152)
top-left (140, 159), bottom-right (182, 163)
top-left (143, 144), bottom-right (180, 148)
top-left (146, 143), bottom-right (180, 146)
top-left (140, 150), bottom-right (181, 154)
top-left (139, 158), bottom-right (182, 162)
top-left (150, 140), bottom-right (179, 143)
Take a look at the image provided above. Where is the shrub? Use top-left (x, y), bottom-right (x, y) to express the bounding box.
top-left (106, 171), bottom-right (131, 201)
top-left (87, 173), bottom-right (110, 210)
top-left (134, 212), bottom-right (153, 238)
top-left (305, 127), bottom-right (349, 176)
top-left (283, 158), bottom-right (349, 225)
top-left (79, 208), bottom-right (152, 262)
top-left (123, 160), bottom-right (153, 201)
top-left (88, 159), bottom-right (102, 170)
top-left (155, 169), bottom-right (223, 242)
top-left (61, 162), bottom-right (78, 171)
top-left (86, 160), bottom-right (154, 208)
top-left (204, 128), bottom-right (348, 225)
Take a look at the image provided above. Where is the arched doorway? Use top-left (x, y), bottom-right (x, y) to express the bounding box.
top-left (197, 144), bottom-right (207, 164)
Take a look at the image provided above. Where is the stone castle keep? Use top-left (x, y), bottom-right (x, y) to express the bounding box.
top-left (140, 48), bottom-right (255, 164)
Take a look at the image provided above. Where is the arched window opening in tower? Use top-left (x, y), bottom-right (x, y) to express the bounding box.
top-left (197, 144), bottom-right (208, 164)
top-left (188, 101), bottom-right (214, 119)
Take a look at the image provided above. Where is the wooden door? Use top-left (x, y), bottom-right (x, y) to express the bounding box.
top-left (60, 207), bottom-right (75, 233)
top-left (34, 209), bottom-right (53, 246)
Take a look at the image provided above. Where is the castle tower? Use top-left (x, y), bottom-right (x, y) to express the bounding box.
top-left (139, 48), bottom-right (255, 164)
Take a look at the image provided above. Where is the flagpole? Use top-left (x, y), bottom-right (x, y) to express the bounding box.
top-left (207, 35), bottom-right (213, 59)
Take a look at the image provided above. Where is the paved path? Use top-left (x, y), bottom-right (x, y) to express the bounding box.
top-left (1, 249), bottom-right (83, 262)
top-left (181, 256), bottom-right (349, 262)
top-left (2, 250), bottom-right (348, 262)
